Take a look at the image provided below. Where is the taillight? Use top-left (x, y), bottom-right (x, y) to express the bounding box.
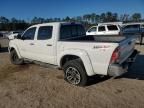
top-left (110, 47), bottom-right (120, 64)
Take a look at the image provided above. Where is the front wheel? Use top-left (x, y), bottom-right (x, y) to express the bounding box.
top-left (10, 49), bottom-right (23, 65)
top-left (63, 59), bottom-right (88, 86)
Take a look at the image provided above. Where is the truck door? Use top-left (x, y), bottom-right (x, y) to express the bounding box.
top-left (18, 27), bottom-right (37, 60)
top-left (34, 26), bottom-right (55, 64)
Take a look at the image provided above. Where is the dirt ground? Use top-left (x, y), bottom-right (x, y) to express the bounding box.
top-left (0, 39), bottom-right (144, 108)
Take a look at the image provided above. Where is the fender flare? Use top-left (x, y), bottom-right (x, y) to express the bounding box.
top-left (9, 45), bottom-right (22, 59)
top-left (58, 49), bottom-right (95, 76)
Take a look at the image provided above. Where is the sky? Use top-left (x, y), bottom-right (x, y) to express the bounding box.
top-left (0, 0), bottom-right (144, 20)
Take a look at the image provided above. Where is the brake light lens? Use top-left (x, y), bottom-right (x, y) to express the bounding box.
top-left (110, 47), bottom-right (120, 64)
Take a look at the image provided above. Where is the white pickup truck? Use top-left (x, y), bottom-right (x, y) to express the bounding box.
top-left (9, 22), bottom-right (138, 86)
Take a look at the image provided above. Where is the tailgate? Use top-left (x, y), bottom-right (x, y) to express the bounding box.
top-left (118, 37), bottom-right (136, 64)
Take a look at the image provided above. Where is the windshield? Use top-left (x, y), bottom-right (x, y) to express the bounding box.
top-left (88, 27), bottom-right (97, 32)
top-left (60, 24), bottom-right (86, 40)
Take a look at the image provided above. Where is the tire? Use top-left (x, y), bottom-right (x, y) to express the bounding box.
top-left (140, 33), bottom-right (144, 45)
top-left (10, 49), bottom-right (23, 65)
top-left (63, 59), bottom-right (88, 86)
top-left (140, 34), bottom-right (143, 45)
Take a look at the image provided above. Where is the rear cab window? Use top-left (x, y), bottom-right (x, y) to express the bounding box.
top-left (60, 24), bottom-right (85, 40)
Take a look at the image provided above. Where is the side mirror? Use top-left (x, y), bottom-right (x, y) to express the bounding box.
top-left (16, 34), bottom-right (22, 39)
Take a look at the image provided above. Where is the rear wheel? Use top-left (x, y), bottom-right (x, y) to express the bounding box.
top-left (140, 33), bottom-right (144, 45)
top-left (63, 59), bottom-right (88, 86)
top-left (10, 49), bottom-right (23, 65)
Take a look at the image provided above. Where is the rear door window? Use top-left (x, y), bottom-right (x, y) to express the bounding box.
top-left (98, 26), bottom-right (106, 32)
top-left (37, 26), bottom-right (53, 40)
top-left (141, 24), bottom-right (144, 28)
top-left (107, 25), bottom-right (118, 31)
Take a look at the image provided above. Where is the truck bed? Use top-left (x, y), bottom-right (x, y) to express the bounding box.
top-left (62, 35), bottom-right (129, 43)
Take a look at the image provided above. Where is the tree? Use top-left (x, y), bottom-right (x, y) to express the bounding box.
top-left (119, 14), bottom-right (130, 22)
top-left (63, 16), bottom-right (71, 22)
top-left (83, 15), bottom-right (88, 22)
top-left (100, 13), bottom-right (106, 22)
top-left (75, 16), bottom-right (83, 22)
top-left (0, 12), bottom-right (143, 31)
top-left (91, 13), bottom-right (96, 24)
top-left (31, 17), bottom-right (46, 24)
top-left (95, 14), bottom-right (100, 23)
top-left (106, 12), bottom-right (113, 22)
top-left (0, 16), bottom-right (9, 23)
top-left (83, 14), bottom-right (91, 23)
top-left (131, 13), bottom-right (141, 22)
top-left (112, 13), bottom-right (118, 21)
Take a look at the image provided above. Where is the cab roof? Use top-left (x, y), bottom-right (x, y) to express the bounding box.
top-left (123, 22), bottom-right (144, 26)
top-left (30, 22), bottom-right (81, 27)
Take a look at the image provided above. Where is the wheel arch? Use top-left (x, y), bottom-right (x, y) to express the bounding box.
top-left (9, 45), bottom-right (22, 58)
top-left (58, 50), bottom-right (95, 76)
top-left (60, 55), bottom-right (80, 67)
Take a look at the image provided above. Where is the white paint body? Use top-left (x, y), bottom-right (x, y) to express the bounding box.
top-left (9, 22), bottom-right (136, 76)
top-left (8, 33), bottom-right (19, 40)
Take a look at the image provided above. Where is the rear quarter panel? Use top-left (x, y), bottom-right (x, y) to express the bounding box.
top-left (57, 41), bottom-right (118, 76)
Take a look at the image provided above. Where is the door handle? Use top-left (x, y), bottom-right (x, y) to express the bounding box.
top-left (30, 43), bottom-right (34, 45)
top-left (46, 44), bottom-right (52, 46)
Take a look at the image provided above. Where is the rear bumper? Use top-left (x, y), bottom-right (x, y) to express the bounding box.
top-left (108, 50), bottom-right (139, 77)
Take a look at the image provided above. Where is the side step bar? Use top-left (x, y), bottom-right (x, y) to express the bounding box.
top-left (24, 59), bottom-right (59, 69)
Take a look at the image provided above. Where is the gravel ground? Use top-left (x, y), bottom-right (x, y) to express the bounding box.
top-left (0, 39), bottom-right (144, 108)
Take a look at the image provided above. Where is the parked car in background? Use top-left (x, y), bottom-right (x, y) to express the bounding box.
top-left (98, 22), bottom-right (123, 27)
top-left (9, 22), bottom-right (138, 86)
top-left (122, 22), bottom-right (144, 44)
top-left (0, 33), bottom-right (3, 49)
top-left (86, 23), bottom-right (122, 36)
top-left (0, 33), bottom-right (3, 38)
top-left (8, 31), bottom-right (23, 40)
top-left (0, 41), bottom-right (1, 49)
